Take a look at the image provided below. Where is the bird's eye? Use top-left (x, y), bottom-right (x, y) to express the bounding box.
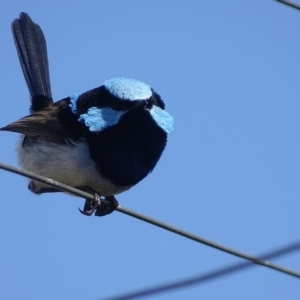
top-left (146, 99), bottom-right (153, 110)
top-left (110, 101), bottom-right (125, 111)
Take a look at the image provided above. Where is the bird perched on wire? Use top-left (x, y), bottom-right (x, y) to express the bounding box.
top-left (1, 12), bottom-right (174, 216)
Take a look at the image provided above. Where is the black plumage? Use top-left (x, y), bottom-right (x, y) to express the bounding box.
top-left (12, 12), bottom-right (53, 111)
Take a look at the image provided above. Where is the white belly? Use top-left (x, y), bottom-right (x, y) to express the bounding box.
top-left (17, 136), bottom-right (131, 196)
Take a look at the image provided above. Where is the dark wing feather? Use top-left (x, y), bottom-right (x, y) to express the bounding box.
top-left (0, 99), bottom-right (78, 143)
top-left (12, 12), bottom-right (53, 111)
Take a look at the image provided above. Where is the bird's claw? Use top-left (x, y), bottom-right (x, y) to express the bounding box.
top-left (95, 195), bottom-right (119, 217)
top-left (79, 194), bottom-right (119, 217)
top-left (78, 193), bottom-right (101, 216)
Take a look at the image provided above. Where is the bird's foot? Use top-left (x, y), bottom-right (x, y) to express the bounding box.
top-left (95, 195), bottom-right (119, 217)
top-left (78, 193), bottom-right (101, 216)
top-left (76, 186), bottom-right (119, 217)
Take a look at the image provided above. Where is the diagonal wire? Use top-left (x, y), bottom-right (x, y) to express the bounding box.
top-left (275, 0), bottom-right (300, 10)
top-left (104, 239), bottom-right (300, 300)
top-left (0, 161), bottom-right (300, 280)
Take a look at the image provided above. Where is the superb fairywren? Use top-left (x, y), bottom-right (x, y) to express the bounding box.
top-left (1, 12), bottom-right (174, 216)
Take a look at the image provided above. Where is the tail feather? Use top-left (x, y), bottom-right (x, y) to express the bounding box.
top-left (12, 12), bottom-right (53, 112)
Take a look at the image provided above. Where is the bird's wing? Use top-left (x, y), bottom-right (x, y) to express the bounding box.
top-left (12, 12), bottom-right (53, 112)
top-left (0, 99), bottom-right (84, 143)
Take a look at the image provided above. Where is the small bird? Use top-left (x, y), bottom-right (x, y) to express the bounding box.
top-left (1, 12), bottom-right (174, 216)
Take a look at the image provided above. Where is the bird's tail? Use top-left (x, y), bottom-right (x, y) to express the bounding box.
top-left (12, 12), bottom-right (53, 112)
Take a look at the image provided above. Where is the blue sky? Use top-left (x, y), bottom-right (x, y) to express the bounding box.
top-left (0, 1), bottom-right (300, 299)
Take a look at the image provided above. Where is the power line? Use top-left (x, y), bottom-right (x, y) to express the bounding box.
top-left (275, 0), bottom-right (300, 10)
top-left (104, 239), bottom-right (300, 300)
top-left (0, 161), bottom-right (300, 280)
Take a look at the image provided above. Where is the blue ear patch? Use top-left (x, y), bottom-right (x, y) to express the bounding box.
top-left (149, 106), bottom-right (174, 134)
top-left (78, 107), bottom-right (125, 132)
top-left (104, 78), bottom-right (152, 101)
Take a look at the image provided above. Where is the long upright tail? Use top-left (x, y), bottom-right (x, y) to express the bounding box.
top-left (12, 12), bottom-right (53, 112)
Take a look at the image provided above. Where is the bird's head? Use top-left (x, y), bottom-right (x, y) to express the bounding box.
top-left (69, 77), bottom-right (174, 134)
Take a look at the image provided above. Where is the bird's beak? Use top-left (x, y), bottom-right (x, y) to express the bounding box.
top-left (131, 100), bottom-right (148, 110)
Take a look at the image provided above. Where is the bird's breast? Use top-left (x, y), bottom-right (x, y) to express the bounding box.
top-left (17, 136), bottom-right (132, 196)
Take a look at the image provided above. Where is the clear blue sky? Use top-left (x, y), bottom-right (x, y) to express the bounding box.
top-left (1, 1), bottom-right (300, 299)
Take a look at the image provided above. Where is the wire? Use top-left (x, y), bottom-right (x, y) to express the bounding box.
top-left (0, 161), bottom-right (300, 280)
top-left (275, 0), bottom-right (300, 10)
top-left (104, 239), bottom-right (300, 300)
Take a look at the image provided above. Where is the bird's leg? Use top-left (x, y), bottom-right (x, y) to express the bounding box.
top-left (75, 186), bottom-right (119, 217)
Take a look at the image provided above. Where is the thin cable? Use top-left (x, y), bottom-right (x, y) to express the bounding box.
top-left (275, 0), bottom-right (300, 10)
top-left (0, 161), bottom-right (300, 280)
top-left (104, 239), bottom-right (300, 300)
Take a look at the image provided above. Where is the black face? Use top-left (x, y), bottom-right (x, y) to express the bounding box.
top-left (73, 86), bottom-right (166, 115)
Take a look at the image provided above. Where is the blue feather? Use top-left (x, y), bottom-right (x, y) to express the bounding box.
top-left (69, 93), bottom-right (80, 114)
top-left (68, 79), bottom-right (173, 134)
top-left (104, 78), bottom-right (152, 101)
top-left (78, 107), bottom-right (125, 132)
top-left (149, 106), bottom-right (174, 134)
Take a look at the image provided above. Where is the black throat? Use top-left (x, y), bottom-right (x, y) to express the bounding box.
top-left (86, 109), bottom-right (167, 187)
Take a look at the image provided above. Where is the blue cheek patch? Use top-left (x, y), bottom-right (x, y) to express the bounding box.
top-left (104, 78), bottom-right (152, 101)
top-left (149, 106), bottom-right (174, 134)
top-left (78, 107), bottom-right (125, 132)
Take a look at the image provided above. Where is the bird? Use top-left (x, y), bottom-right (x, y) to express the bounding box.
top-left (1, 12), bottom-right (174, 216)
